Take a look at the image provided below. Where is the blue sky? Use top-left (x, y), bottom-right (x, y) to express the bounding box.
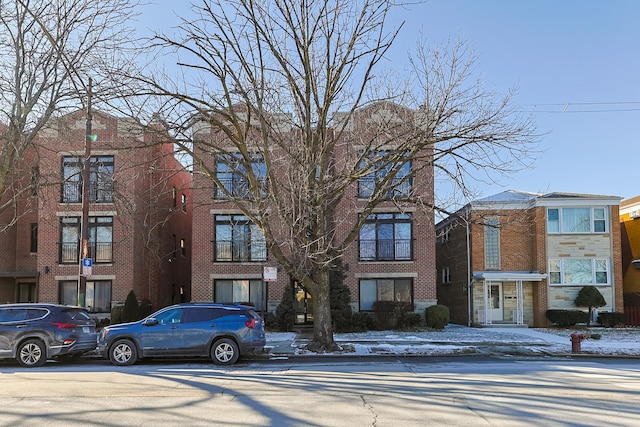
top-left (139, 1), bottom-right (640, 201)
top-left (393, 0), bottom-right (640, 201)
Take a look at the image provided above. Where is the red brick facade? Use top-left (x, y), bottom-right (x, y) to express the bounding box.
top-left (0, 110), bottom-right (192, 315)
top-left (190, 103), bottom-right (437, 320)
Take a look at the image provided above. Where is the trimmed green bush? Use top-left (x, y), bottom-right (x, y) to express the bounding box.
top-left (122, 290), bottom-right (141, 322)
top-left (110, 305), bottom-right (124, 324)
top-left (330, 259), bottom-right (353, 333)
top-left (349, 312), bottom-right (374, 332)
top-left (597, 311), bottom-right (626, 328)
top-left (575, 286), bottom-right (606, 326)
top-left (372, 301), bottom-right (414, 330)
top-left (425, 304), bottom-right (449, 330)
top-left (275, 283), bottom-right (296, 332)
top-left (546, 309), bottom-right (589, 326)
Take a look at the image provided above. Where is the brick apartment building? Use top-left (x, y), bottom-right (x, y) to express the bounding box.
top-left (0, 110), bottom-right (192, 315)
top-left (190, 103), bottom-right (437, 324)
top-left (436, 190), bottom-right (623, 327)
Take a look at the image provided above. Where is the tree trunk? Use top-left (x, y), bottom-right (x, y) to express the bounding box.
top-left (306, 267), bottom-right (339, 353)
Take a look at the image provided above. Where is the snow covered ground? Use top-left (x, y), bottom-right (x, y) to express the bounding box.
top-left (265, 324), bottom-right (640, 356)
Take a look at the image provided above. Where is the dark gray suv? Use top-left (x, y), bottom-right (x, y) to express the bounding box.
top-left (97, 303), bottom-right (266, 366)
top-left (0, 303), bottom-right (97, 367)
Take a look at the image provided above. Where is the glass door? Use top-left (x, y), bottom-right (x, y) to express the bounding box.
top-left (294, 283), bottom-right (314, 325)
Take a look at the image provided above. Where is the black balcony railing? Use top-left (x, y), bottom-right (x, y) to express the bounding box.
top-left (215, 177), bottom-right (268, 200)
top-left (215, 240), bottom-right (267, 262)
top-left (359, 238), bottom-right (412, 261)
top-left (62, 183), bottom-right (113, 203)
top-left (60, 242), bottom-right (113, 264)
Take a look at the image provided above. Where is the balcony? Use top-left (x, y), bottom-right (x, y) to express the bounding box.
top-left (359, 238), bottom-right (412, 261)
top-left (60, 242), bottom-right (113, 264)
top-left (214, 240), bottom-right (267, 262)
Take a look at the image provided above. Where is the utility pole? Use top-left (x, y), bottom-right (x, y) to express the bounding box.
top-left (78, 78), bottom-right (93, 307)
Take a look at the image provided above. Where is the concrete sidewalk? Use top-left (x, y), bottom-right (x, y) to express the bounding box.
top-left (262, 326), bottom-right (640, 358)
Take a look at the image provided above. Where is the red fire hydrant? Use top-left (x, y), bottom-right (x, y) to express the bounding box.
top-left (570, 332), bottom-right (585, 353)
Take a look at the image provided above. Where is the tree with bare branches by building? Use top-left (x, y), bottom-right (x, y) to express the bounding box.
top-left (129, 0), bottom-right (538, 352)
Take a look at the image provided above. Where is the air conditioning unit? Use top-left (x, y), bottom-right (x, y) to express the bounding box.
top-left (630, 210), bottom-right (640, 219)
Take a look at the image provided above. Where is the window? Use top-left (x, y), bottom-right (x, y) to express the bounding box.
top-left (357, 152), bottom-right (411, 199)
top-left (59, 280), bottom-right (78, 306)
top-left (180, 238), bottom-right (186, 257)
top-left (215, 215), bottom-right (267, 262)
top-left (59, 216), bottom-right (113, 264)
top-left (442, 267), bottom-right (451, 284)
top-left (484, 217), bottom-right (500, 270)
top-left (359, 278), bottom-right (413, 311)
top-left (547, 207), bottom-right (608, 233)
top-left (215, 153), bottom-right (267, 199)
top-left (30, 223), bottom-right (38, 253)
top-left (214, 279), bottom-right (266, 311)
top-left (172, 187), bottom-right (177, 209)
top-left (62, 156), bottom-right (114, 203)
top-left (86, 281), bottom-right (112, 313)
top-left (439, 226), bottom-right (451, 244)
top-left (155, 307), bottom-right (183, 324)
top-left (548, 258), bottom-right (610, 285)
top-left (181, 193), bottom-right (187, 212)
top-left (31, 166), bottom-right (39, 196)
top-left (183, 307), bottom-right (222, 322)
top-left (359, 213), bottom-right (412, 261)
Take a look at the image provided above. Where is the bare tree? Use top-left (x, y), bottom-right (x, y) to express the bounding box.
top-left (0, 0), bottom-right (141, 217)
top-left (131, 0), bottom-right (537, 351)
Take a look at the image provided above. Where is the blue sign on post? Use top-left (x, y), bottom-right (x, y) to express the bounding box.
top-left (82, 258), bottom-right (92, 277)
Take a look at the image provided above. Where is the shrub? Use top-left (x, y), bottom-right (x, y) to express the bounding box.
top-left (574, 286), bottom-right (607, 326)
top-left (371, 301), bottom-right (414, 330)
top-left (597, 311), bottom-right (626, 328)
top-left (139, 300), bottom-right (153, 318)
top-left (122, 290), bottom-right (141, 323)
top-left (275, 283), bottom-right (296, 332)
top-left (425, 304), bottom-right (450, 330)
top-left (401, 313), bottom-right (423, 329)
top-left (349, 312), bottom-right (374, 332)
top-left (330, 259), bottom-right (353, 333)
top-left (546, 309), bottom-right (589, 326)
top-left (110, 305), bottom-right (124, 324)
top-left (263, 312), bottom-right (278, 331)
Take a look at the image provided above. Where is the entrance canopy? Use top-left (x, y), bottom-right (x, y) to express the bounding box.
top-left (473, 271), bottom-right (547, 325)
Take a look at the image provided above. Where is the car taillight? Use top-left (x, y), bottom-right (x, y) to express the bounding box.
top-left (245, 318), bottom-right (257, 329)
top-left (53, 322), bottom-right (77, 329)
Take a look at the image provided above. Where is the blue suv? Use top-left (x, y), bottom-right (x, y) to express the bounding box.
top-left (0, 303), bottom-right (97, 367)
top-left (98, 303), bottom-right (266, 366)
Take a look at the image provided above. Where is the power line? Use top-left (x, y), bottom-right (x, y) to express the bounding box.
top-left (518, 102), bottom-right (640, 113)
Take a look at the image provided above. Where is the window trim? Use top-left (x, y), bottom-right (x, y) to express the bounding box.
top-left (358, 212), bottom-right (413, 261)
top-left (214, 215), bottom-right (267, 262)
top-left (358, 278), bottom-right (414, 311)
top-left (548, 258), bottom-right (610, 286)
top-left (547, 207), bottom-right (609, 234)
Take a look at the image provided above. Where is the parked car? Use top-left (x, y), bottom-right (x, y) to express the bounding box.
top-left (0, 303), bottom-right (97, 367)
top-left (97, 303), bottom-right (266, 366)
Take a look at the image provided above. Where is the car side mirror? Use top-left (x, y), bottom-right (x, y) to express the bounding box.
top-left (143, 317), bottom-right (158, 326)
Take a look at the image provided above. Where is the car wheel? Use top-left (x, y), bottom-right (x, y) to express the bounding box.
top-left (109, 339), bottom-right (138, 366)
top-left (17, 339), bottom-right (46, 368)
top-left (211, 338), bottom-right (239, 365)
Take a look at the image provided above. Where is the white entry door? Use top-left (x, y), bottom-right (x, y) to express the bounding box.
top-left (486, 283), bottom-right (503, 322)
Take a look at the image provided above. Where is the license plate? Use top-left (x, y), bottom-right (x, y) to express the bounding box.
top-left (83, 326), bottom-right (90, 333)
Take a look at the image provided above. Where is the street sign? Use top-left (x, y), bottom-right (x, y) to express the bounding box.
top-left (263, 266), bottom-right (277, 282)
top-left (82, 258), bottom-right (92, 277)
